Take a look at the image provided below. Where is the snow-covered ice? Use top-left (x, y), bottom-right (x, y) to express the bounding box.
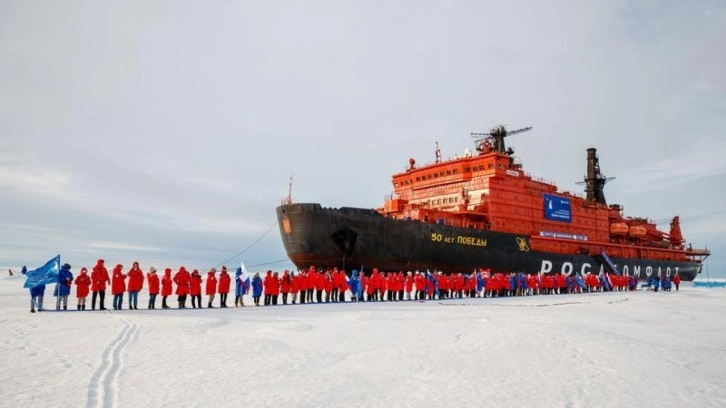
top-left (1, 276), bottom-right (725, 407)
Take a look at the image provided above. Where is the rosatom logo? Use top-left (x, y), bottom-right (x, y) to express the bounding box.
top-left (516, 237), bottom-right (529, 252)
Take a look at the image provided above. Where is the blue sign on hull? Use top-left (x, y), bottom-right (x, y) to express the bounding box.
top-left (544, 194), bottom-right (571, 222)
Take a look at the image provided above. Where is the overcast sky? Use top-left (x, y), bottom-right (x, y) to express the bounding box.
top-left (1, 1), bottom-right (724, 277)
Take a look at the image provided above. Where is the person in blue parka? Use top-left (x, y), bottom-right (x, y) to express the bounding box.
top-left (598, 274), bottom-right (610, 292)
top-left (348, 270), bottom-right (360, 302)
top-left (251, 272), bottom-right (263, 306)
top-left (576, 274), bottom-right (587, 293)
top-left (23, 266), bottom-right (46, 313)
top-left (54, 263), bottom-right (74, 311)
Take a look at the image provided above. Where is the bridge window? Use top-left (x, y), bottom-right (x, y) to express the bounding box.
top-left (464, 167), bottom-right (471, 172)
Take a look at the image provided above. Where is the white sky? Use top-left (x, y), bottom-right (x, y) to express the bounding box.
top-left (1, 1), bottom-right (725, 276)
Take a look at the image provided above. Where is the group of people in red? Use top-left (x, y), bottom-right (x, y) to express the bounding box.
top-left (69, 259), bottom-right (237, 311)
top-left (58, 259), bottom-right (676, 312)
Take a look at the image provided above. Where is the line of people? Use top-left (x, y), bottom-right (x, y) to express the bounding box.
top-left (23, 261), bottom-right (682, 313)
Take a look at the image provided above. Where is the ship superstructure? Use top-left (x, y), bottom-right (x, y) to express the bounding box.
top-left (379, 126), bottom-right (708, 266)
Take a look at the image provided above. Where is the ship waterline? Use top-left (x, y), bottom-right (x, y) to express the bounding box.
top-left (277, 203), bottom-right (701, 281)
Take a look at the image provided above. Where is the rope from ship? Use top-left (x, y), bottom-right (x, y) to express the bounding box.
top-left (212, 221), bottom-right (278, 269)
top-left (248, 258), bottom-right (292, 268)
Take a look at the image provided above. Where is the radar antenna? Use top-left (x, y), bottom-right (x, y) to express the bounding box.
top-left (471, 125), bottom-right (532, 155)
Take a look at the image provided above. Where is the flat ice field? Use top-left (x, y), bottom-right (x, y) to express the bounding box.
top-left (1, 277), bottom-right (725, 408)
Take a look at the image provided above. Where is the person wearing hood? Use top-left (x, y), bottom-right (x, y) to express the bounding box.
top-left (23, 266), bottom-right (46, 313)
top-left (74, 267), bottom-right (91, 310)
top-left (263, 270), bottom-right (272, 306)
top-left (190, 269), bottom-right (203, 308)
top-left (270, 271), bottom-right (281, 305)
top-left (348, 270), bottom-right (360, 302)
top-left (54, 263), bottom-right (74, 311)
top-left (338, 270), bottom-right (349, 302)
top-left (147, 267), bottom-right (159, 309)
top-left (205, 268), bottom-right (217, 308)
top-left (127, 261), bottom-right (144, 310)
top-left (235, 267), bottom-right (248, 307)
top-left (330, 269), bottom-right (339, 303)
top-left (280, 270), bottom-right (291, 305)
top-left (91, 259), bottom-right (110, 311)
top-left (161, 268), bottom-right (173, 309)
top-left (218, 266), bottom-right (231, 308)
top-left (251, 272), bottom-right (263, 306)
top-left (297, 270), bottom-right (308, 304)
top-left (111, 264), bottom-right (126, 310)
top-left (404, 271), bottom-right (413, 301)
top-left (173, 266), bottom-right (191, 308)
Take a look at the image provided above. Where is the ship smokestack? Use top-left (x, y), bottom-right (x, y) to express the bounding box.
top-left (585, 148), bottom-right (609, 205)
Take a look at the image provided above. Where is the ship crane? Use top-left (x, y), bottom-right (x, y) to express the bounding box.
top-left (471, 125), bottom-right (532, 155)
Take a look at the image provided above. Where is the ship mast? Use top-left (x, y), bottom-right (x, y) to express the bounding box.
top-left (471, 125), bottom-right (532, 155)
top-left (285, 174), bottom-right (294, 205)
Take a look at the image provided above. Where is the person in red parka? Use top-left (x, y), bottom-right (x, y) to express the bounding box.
top-left (338, 270), bottom-right (348, 302)
top-left (404, 271), bottom-right (414, 300)
top-left (306, 268), bottom-right (315, 303)
top-left (190, 269), bottom-right (203, 309)
top-left (161, 268), bottom-right (173, 309)
top-left (147, 267), bottom-right (159, 309)
top-left (366, 269), bottom-right (378, 301)
top-left (323, 271), bottom-right (333, 303)
top-left (269, 271), bottom-right (280, 305)
top-left (74, 267), bottom-right (91, 310)
top-left (206, 268), bottom-right (217, 308)
top-left (298, 270), bottom-right (309, 304)
top-left (673, 273), bottom-right (681, 291)
top-left (263, 270), bottom-right (273, 306)
top-left (290, 272), bottom-right (300, 304)
top-left (280, 270), bottom-right (291, 305)
top-left (91, 259), bottom-right (110, 311)
top-left (218, 266), bottom-right (231, 308)
top-left (127, 261), bottom-right (144, 310)
top-left (173, 266), bottom-right (191, 309)
top-left (111, 264), bottom-right (126, 310)
top-left (330, 269), bottom-right (340, 303)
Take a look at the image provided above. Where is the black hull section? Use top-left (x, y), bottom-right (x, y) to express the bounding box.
top-left (277, 203), bottom-right (701, 281)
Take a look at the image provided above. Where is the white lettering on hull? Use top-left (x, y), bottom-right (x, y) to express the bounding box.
top-left (535, 258), bottom-right (684, 279)
top-left (561, 262), bottom-right (573, 276)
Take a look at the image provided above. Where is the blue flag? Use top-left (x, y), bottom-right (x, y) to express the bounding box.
top-left (23, 255), bottom-right (61, 289)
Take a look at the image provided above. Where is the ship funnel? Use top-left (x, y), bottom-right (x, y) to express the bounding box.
top-left (584, 148), bottom-right (613, 205)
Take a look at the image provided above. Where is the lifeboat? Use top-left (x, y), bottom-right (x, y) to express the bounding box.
top-left (610, 222), bottom-right (629, 235)
top-left (629, 225), bottom-right (647, 237)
